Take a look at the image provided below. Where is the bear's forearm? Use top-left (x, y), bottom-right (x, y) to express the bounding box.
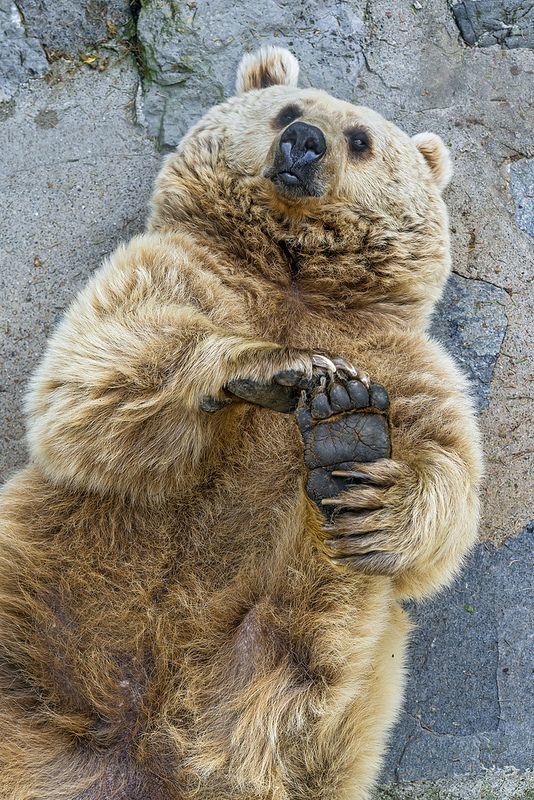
top-left (390, 444), bottom-right (481, 599)
top-left (379, 340), bottom-right (483, 596)
top-left (23, 301), bottom-right (285, 496)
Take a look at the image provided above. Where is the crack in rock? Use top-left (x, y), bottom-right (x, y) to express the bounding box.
top-left (16, 0), bottom-right (133, 57)
top-left (378, 767), bottom-right (534, 798)
top-left (382, 525), bottom-right (533, 782)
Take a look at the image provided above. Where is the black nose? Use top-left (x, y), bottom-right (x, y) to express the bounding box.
top-left (279, 121), bottom-right (327, 166)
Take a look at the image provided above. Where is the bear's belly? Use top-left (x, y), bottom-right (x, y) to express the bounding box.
top-left (1, 420), bottom-right (396, 798)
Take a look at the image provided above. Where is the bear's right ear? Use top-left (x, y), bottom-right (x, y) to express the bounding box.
top-left (236, 46), bottom-right (299, 94)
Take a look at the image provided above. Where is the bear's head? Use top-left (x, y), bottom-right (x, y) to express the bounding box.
top-left (150, 47), bottom-right (453, 327)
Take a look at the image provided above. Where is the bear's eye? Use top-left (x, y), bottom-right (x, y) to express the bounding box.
top-left (347, 129), bottom-right (370, 154)
top-left (274, 104), bottom-right (302, 128)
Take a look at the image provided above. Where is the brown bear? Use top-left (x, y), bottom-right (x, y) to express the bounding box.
top-left (0, 47), bottom-right (482, 800)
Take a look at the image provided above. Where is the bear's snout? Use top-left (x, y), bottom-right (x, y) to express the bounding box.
top-left (279, 121), bottom-right (326, 167)
top-left (266, 121), bottom-right (327, 198)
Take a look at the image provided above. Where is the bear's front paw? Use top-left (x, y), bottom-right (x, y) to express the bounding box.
top-left (198, 353), bottom-right (314, 414)
top-left (204, 353), bottom-right (367, 414)
top-left (224, 353), bottom-right (340, 412)
top-left (296, 366), bottom-right (391, 510)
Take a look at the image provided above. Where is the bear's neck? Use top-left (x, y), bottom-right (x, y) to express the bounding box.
top-left (148, 157), bottom-right (446, 332)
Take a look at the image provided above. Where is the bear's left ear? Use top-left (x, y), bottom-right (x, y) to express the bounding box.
top-left (412, 132), bottom-right (452, 192)
top-left (236, 46), bottom-right (299, 94)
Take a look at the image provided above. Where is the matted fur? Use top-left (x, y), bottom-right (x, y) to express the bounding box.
top-left (0, 49), bottom-right (481, 800)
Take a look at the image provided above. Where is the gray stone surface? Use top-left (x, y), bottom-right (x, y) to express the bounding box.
top-left (510, 158), bottom-right (534, 237)
top-left (0, 0), bottom-right (48, 102)
top-left (378, 768), bottom-right (534, 799)
top-left (451, 0), bottom-right (534, 49)
top-left (18, 0), bottom-right (132, 55)
top-left (137, 0), bottom-right (366, 147)
top-left (381, 524), bottom-right (534, 782)
top-left (430, 273), bottom-right (508, 410)
top-left (0, 57), bottom-right (159, 483)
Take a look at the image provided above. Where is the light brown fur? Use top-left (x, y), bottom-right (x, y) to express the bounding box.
top-left (0, 48), bottom-right (482, 799)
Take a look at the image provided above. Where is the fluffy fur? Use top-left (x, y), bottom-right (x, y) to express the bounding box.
top-left (236, 46), bottom-right (299, 93)
top-left (0, 48), bottom-right (482, 799)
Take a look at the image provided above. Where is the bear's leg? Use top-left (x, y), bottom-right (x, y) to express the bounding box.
top-left (336, 604), bottom-right (411, 800)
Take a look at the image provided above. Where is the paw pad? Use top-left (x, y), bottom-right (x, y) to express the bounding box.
top-left (296, 371), bottom-right (391, 515)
